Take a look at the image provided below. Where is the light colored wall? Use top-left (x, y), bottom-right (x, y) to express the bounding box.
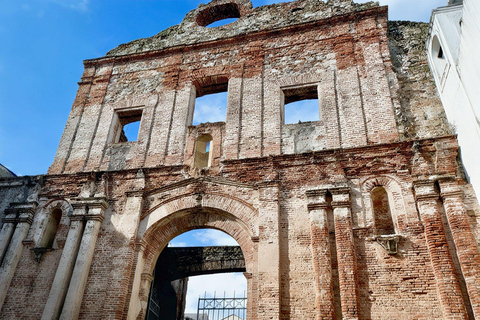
top-left (427, 2), bottom-right (480, 199)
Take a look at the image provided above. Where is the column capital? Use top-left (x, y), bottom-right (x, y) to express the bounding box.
top-left (141, 273), bottom-right (154, 283)
top-left (437, 177), bottom-right (463, 199)
top-left (70, 214), bottom-right (104, 222)
top-left (307, 203), bottom-right (330, 211)
top-left (413, 180), bottom-right (438, 201)
top-left (306, 189), bottom-right (328, 198)
top-left (70, 197), bottom-right (108, 210)
top-left (329, 186), bottom-right (350, 195)
top-left (2, 201), bottom-right (37, 224)
top-left (306, 188), bottom-right (329, 212)
top-left (331, 201), bottom-right (351, 208)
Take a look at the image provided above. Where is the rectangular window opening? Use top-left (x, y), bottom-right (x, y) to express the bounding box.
top-left (115, 109), bottom-right (143, 143)
top-left (283, 85), bottom-right (319, 124)
top-left (193, 82), bottom-right (228, 126)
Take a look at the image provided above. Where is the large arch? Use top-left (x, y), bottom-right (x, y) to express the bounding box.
top-left (127, 192), bottom-right (258, 320)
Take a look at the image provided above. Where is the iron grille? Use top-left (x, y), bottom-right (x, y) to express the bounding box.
top-left (196, 292), bottom-right (246, 320)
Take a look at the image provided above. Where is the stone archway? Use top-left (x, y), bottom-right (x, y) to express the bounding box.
top-left (127, 196), bottom-right (258, 320)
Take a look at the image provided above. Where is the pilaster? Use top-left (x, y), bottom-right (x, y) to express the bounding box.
top-left (257, 181), bottom-right (280, 320)
top-left (59, 197), bottom-right (108, 320)
top-left (306, 189), bottom-right (335, 320)
top-left (413, 180), bottom-right (468, 319)
top-left (41, 219), bottom-right (84, 320)
top-left (438, 178), bottom-right (480, 318)
top-left (0, 201), bottom-right (36, 311)
top-left (331, 187), bottom-right (359, 320)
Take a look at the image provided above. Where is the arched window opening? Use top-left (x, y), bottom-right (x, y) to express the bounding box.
top-left (194, 135), bottom-right (213, 169)
top-left (40, 208), bottom-right (62, 248)
top-left (146, 229), bottom-right (247, 320)
top-left (371, 186), bottom-right (395, 235)
top-left (431, 35), bottom-right (448, 80)
top-left (196, 3), bottom-right (241, 28)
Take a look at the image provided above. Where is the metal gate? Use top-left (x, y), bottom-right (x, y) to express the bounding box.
top-left (195, 292), bottom-right (246, 320)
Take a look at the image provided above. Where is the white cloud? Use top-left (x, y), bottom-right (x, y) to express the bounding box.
top-left (193, 92), bottom-right (228, 125)
top-left (193, 229), bottom-right (238, 246)
top-left (356, 0), bottom-right (446, 22)
top-left (169, 241), bottom-right (188, 247)
top-left (185, 273), bottom-right (247, 314)
top-left (48, 0), bottom-right (89, 12)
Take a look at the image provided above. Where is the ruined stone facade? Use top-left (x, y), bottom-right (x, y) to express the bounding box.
top-left (1, 0), bottom-right (480, 319)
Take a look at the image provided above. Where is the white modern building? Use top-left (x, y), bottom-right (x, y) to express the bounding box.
top-left (427, 0), bottom-right (480, 198)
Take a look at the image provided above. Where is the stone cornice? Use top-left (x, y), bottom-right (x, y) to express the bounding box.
top-left (307, 203), bottom-right (330, 211)
top-left (70, 197), bottom-right (108, 210)
top-left (331, 201), bottom-right (351, 208)
top-left (70, 214), bottom-right (105, 222)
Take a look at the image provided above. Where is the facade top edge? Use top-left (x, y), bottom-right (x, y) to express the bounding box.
top-left (100, 0), bottom-right (383, 60)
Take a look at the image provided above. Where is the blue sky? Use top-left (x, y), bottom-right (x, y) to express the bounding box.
top-left (0, 0), bottom-right (445, 176)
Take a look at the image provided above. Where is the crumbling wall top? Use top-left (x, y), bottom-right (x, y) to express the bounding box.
top-left (106, 0), bottom-right (380, 57)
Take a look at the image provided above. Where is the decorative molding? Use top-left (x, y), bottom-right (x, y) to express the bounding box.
top-left (305, 189), bottom-right (328, 198)
top-left (331, 201), bottom-right (351, 208)
top-left (70, 197), bottom-right (108, 210)
top-left (141, 273), bottom-right (154, 283)
top-left (307, 203), bottom-right (330, 211)
top-left (368, 234), bottom-right (402, 255)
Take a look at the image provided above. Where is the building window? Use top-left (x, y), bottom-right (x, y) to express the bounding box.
top-left (431, 35), bottom-right (448, 80)
top-left (39, 208), bottom-right (62, 248)
top-left (192, 78), bottom-right (228, 125)
top-left (438, 46), bottom-right (445, 59)
top-left (196, 3), bottom-right (241, 27)
top-left (371, 186), bottom-right (395, 235)
top-left (194, 134), bottom-right (213, 168)
top-left (282, 84), bottom-right (319, 124)
top-left (113, 109), bottom-right (143, 142)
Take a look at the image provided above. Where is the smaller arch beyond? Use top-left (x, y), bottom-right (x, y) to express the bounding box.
top-left (35, 199), bottom-right (72, 248)
top-left (361, 176), bottom-right (406, 233)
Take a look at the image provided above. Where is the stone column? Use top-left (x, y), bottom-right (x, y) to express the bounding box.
top-left (127, 240), bottom-right (147, 320)
top-left (0, 218), bottom-right (16, 265)
top-left (306, 189), bottom-right (334, 320)
top-left (41, 219), bottom-right (84, 320)
top-left (0, 202), bottom-right (36, 310)
top-left (59, 197), bottom-right (107, 320)
top-left (138, 273), bottom-right (154, 320)
top-left (439, 178), bottom-right (480, 318)
top-left (257, 181), bottom-right (280, 320)
top-left (331, 187), bottom-right (359, 320)
top-left (413, 180), bottom-right (468, 319)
